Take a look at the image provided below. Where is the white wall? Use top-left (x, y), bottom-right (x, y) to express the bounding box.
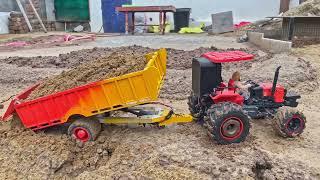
top-left (89, 0), bottom-right (103, 32)
top-left (45, 0), bottom-right (55, 21)
top-left (132, 0), bottom-right (300, 23)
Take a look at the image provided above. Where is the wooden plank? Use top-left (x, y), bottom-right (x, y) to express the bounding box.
top-left (15, 0), bottom-right (33, 32)
top-left (27, 0), bottom-right (47, 33)
top-left (116, 6), bottom-right (176, 13)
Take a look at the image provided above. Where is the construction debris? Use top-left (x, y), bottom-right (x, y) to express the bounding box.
top-left (9, 0), bottom-right (56, 34)
top-left (8, 12), bottom-right (29, 34)
top-left (239, 0), bottom-right (320, 38)
top-left (285, 0), bottom-right (320, 16)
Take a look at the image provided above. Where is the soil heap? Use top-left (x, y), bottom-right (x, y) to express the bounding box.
top-left (285, 0), bottom-right (320, 16)
top-left (27, 50), bottom-right (147, 100)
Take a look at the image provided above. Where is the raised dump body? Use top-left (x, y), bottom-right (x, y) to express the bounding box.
top-left (1, 49), bottom-right (167, 130)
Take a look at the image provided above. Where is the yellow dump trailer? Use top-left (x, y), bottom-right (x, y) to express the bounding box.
top-left (2, 48), bottom-right (192, 142)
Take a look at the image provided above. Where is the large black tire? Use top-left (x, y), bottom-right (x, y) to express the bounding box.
top-left (187, 92), bottom-right (202, 121)
top-left (273, 107), bottom-right (306, 138)
top-left (68, 118), bottom-right (102, 142)
top-left (204, 102), bottom-right (251, 144)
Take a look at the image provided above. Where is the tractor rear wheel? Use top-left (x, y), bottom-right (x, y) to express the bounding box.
top-left (68, 118), bottom-right (102, 142)
top-left (273, 107), bottom-right (306, 138)
top-left (204, 102), bottom-right (250, 144)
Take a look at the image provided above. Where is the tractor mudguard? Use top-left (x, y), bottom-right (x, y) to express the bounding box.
top-left (210, 90), bottom-right (244, 106)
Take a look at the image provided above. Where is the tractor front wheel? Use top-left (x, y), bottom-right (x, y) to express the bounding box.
top-left (68, 118), bottom-right (102, 142)
top-left (273, 107), bottom-right (306, 138)
top-left (204, 102), bottom-right (250, 144)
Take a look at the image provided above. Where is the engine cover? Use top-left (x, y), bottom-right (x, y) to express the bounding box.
top-left (260, 83), bottom-right (285, 103)
top-left (192, 58), bottom-right (222, 97)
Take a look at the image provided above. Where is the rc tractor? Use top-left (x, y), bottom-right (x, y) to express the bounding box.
top-left (188, 51), bottom-right (306, 144)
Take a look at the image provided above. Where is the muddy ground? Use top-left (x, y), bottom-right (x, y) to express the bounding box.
top-left (0, 45), bottom-right (319, 179)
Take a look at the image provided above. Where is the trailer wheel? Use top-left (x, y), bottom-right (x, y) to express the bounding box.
top-left (273, 107), bottom-right (306, 138)
top-left (68, 118), bottom-right (101, 142)
top-left (204, 102), bottom-right (250, 144)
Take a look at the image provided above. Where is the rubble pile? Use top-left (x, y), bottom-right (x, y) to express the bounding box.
top-left (242, 0), bottom-right (320, 35)
top-left (8, 0), bottom-right (56, 34)
top-left (285, 0), bottom-right (320, 16)
top-left (8, 12), bottom-right (29, 34)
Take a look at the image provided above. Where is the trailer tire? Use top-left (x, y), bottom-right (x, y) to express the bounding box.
top-left (273, 107), bottom-right (306, 138)
top-left (204, 102), bottom-right (250, 145)
top-left (68, 118), bottom-right (101, 142)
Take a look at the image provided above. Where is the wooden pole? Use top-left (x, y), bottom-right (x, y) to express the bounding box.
top-left (15, 0), bottom-right (33, 32)
top-left (27, 0), bottom-right (47, 33)
top-left (279, 0), bottom-right (290, 14)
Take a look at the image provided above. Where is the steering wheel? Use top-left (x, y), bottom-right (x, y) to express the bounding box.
top-left (246, 80), bottom-right (259, 88)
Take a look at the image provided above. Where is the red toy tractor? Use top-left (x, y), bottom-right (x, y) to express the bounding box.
top-left (188, 51), bottom-right (306, 144)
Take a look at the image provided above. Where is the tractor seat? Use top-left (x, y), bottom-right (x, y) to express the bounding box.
top-left (228, 79), bottom-right (236, 91)
top-left (217, 82), bottom-right (227, 91)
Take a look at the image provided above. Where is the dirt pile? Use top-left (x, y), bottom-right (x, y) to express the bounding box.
top-left (3, 46), bottom-right (317, 101)
top-left (223, 53), bottom-right (318, 93)
top-left (162, 51), bottom-right (318, 100)
top-left (0, 120), bottom-right (118, 179)
top-left (27, 50), bottom-right (147, 100)
top-left (0, 46), bottom-right (152, 69)
top-left (0, 121), bottom-right (318, 179)
top-left (285, 0), bottom-right (320, 16)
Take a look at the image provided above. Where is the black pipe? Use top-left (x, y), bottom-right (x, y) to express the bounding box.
top-left (271, 66), bottom-right (282, 97)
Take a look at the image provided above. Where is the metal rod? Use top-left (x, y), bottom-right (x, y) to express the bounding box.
top-left (288, 17), bottom-right (295, 40)
top-left (131, 12), bottom-right (135, 35)
top-left (159, 11), bottom-right (163, 34)
top-left (125, 12), bottom-right (129, 34)
top-left (163, 12), bottom-right (167, 35)
top-left (15, 0), bottom-right (33, 32)
top-left (27, 0), bottom-right (47, 33)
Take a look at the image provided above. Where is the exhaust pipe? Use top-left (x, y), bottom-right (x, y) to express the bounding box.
top-left (271, 66), bottom-right (281, 97)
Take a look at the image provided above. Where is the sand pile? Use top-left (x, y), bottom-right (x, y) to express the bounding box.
top-left (0, 121), bottom-right (317, 179)
top-left (27, 50), bottom-right (147, 100)
top-left (285, 0), bottom-right (320, 16)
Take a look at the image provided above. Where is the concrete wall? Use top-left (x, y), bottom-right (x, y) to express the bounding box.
top-left (45, 0), bottom-right (55, 21)
top-left (248, 32), bottom-right (292, 53)
top-left (0, 0), bottom-right (19, 12)
top-left (0, 12), bottom-right (10, 34)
